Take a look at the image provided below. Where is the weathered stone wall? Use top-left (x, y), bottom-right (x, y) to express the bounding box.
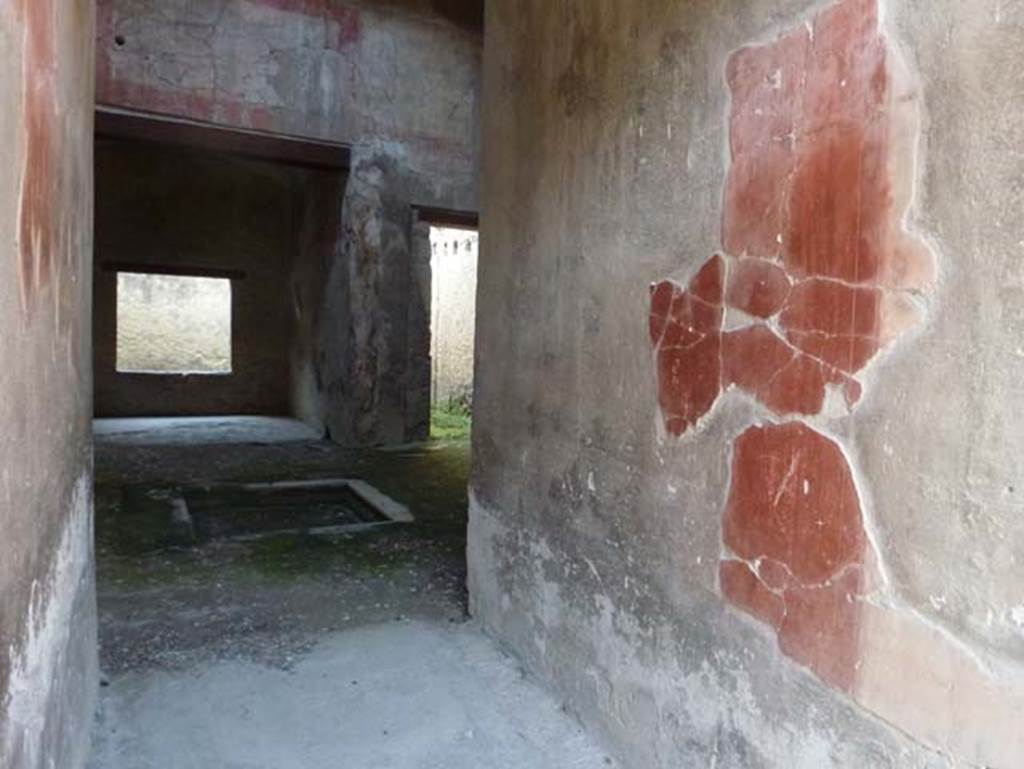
top-left (95, 0), bottom-right (481, 444)
top-left (96, 0), bottom-right (479, 212)
top-left (0, 2), bottom-right (98, 767)
top-left (407, 219), bottom-right (433, 434)
top-left (430, 227), bottom-right (478, 406)
top-left (470, 0), bottom-right (1024, 766)
top-left (94, 143), bottom-right (297, 417)
top-left (289, 151), bottom-right (431, 445)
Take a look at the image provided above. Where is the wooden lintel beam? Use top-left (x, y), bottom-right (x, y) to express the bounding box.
top-left (95, 107), bottom-right (351, 172)
top-left (414, 206), bottom-right (479, 230)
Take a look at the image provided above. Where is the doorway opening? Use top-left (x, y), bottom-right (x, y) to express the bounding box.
top-left (89, 114), bottom-right (499, 769)
top-left (428, 225), bottom-right (479, 440)
top-left (90, 115), bottom-right (476, 705)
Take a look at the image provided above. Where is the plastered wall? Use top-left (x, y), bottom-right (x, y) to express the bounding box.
top-left (470, 0), bottom-right (1024, 766)
top-left (94, 0), bottom-right (482, 444)
top-left (94, 142), bottom-right (297, 417)
top-left (289, 154), bottom-right (432, 445)
top-left (0, 2), bottom-right (98, 767)
top-left (430, 227), bottom-right (478, 406)
top-left (95, 0), bottom-right (480, 213)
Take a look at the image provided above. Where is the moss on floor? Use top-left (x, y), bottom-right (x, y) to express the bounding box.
top-left (93, 431), bottom-right (473, 674)
top-left (93, 439), bottom-right (472, 591)
top-left (241, 529), bottom-right (406, 581)
top-left (430, 407), bottom-right (472, 440)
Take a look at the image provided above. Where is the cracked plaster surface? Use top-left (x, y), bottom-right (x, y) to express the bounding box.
top-left (649, 1), bottom-right (1024, 765)
top-left (95, 0), bottom-right (478, 161)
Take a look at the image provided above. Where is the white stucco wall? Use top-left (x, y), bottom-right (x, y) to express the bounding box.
top-left (430, 227), bottom-right (478, 406)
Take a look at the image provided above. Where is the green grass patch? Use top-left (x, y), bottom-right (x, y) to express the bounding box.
top-left (241, 530), bottom-right (407, 581)
top-left (430, 403), bottom-right (472, 440)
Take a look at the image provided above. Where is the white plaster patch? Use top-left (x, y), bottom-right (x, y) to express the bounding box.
top-left (1008, 606), bottom-right (1024, 632)
top-left (89, 620), bottom-right (615, 769)
top-left (2, 474), bottom-right (93, 768)
top-left (722, 305), bottom-right (757, 332)
top-left (855, 601), bottom-right (1024, 767)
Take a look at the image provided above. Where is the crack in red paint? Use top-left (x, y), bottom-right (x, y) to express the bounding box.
top-left (649, 0), bottom-right (931, 693)
top-left (720, 423), bottom-right (868, 693)
top-left (725, 259), bottom-right (790, 319)
top-left (649, 0), bottom-right (916, 431)
top-left (650, 257), bottom-right (724, 435)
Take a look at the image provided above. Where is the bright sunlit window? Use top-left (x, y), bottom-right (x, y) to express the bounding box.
top-left (116, 272), bottom-right (232, 374)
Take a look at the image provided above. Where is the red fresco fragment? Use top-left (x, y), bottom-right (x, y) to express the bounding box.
top-left (648, 0), bottom-right (927, 697)
top-left (17, 0), bottom-right (60, 307)
top-left (651, 268), bottom-right (867, 428)
top-left (97, 69), bottom-right (278, 134)
top-left (759, 352), bottom-right (856, 416)
top-left (720, 560), bottom-right (785, 630)
top-left (649, 256), bottom-right (725, 435)
top-left (780, 279), bottom-right (882, 337)
top-left (722, 324), bottom-right (794, 395)
top-left (722, 0), bottom-right (891, 285)
top-left (784, 330), bottom-right (879, 375)
top-left (648, 281), bottom-right (675, 346)
top-left (721, 24), bottom-right (810, 259)
top-left (724, 25), bottom-right (809, 158)
top-left (756, 558), bottom-right (793, 591)
top-left (724, 423), bottom-right (865, 584)
top-left (726, 259), bottom-right (791, 318)
top-left (688, 252), bottom-right (725, 305)
top-left (785, 122), bottom-right (890, 283)
top-left (650, 0), bottom-right (903, 429)
top-left (723, 422), bottom-right (867, 691)
top-left (804, 0), bottom-right (885, 132)
top-left (778, 567), bottom-right (864, 692)
top-left (657, 338), bottom-right (722, 435)
top-left (721, 142), bottom-right (792, 260)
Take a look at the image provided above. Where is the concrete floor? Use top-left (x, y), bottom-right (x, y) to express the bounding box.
top-left (93, 416), bottom-right (323, 445)
top-left (89, 621), bottom-right (613, 769)
top-left (88, 418), bottom-right (614, 768)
